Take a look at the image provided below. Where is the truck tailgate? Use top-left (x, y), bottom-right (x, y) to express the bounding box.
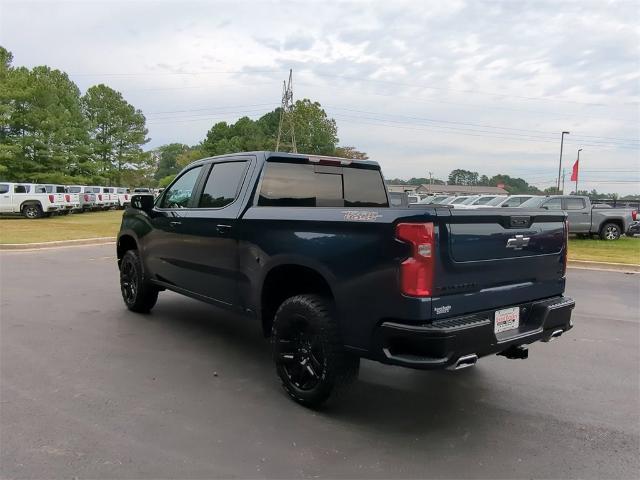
top-left (431, 208), bottom-right (567, 318)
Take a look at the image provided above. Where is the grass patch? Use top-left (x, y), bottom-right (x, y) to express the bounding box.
top-left (0, 210), bottom-right (123, 244)
top-left (569, 236), bottom-right (640, 265)
top-left (2, 211), bottom-right (638, 265)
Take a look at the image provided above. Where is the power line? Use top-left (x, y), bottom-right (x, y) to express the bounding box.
top-left (325, 105), bottom-right (639, 146)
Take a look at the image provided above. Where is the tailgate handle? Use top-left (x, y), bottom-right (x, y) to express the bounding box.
top-left (510, 216), bottom-right (531, 228)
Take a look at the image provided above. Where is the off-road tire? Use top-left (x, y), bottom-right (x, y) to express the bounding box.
top-left (119, 249), bottom-right (158, 313)
top-left (21, 203), bottom-right (43, 219)
top-left (272, 294), bottom-right (359, 408)
top-left (600, 223), bottom-right (621, 241)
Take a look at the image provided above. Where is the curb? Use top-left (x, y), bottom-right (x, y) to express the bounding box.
top-left (568, 260), bottom-right (639, 273)
top-left (0, 237), bottom-right (116, 250)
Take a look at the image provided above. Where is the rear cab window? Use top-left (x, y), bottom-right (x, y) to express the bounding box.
top-left (257, 161), bottom-right (388, 207)
top-left (542, 198), bottom-right (563, 210)
top-left (564, 198), bottom-right (585, 210)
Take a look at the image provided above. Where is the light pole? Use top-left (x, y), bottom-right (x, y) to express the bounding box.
top-left (575, 148), bottom-right (582, 194)
top-left (557, 131), bottom-right (570, 193)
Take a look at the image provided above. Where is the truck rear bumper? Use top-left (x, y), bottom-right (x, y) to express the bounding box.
top-left (373, 296), bottom-right (574, 370)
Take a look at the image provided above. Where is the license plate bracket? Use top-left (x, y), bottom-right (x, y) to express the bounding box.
top-left (494, 307), bottom-right (520, 334)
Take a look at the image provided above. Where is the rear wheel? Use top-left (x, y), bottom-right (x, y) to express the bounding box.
top-left (272, 294), bottom-right (359, 407)
top-left (600, 223), bottom-right (621, 241)
top-left (119, 250), bottom-right (158, 313)
top-left (22, 204), bottom-right (43, 219)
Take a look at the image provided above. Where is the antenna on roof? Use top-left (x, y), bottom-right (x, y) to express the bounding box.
top-left (276, 69), bottom-right (297, 153)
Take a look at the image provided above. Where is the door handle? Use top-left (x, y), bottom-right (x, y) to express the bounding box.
top-left (169, 221), bottom-right (182, 227)
top-left (216, 224), bottom-right (232, 234)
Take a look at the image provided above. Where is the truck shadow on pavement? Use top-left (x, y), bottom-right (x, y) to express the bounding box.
top-left (143, 294), bottom-right (498, 432)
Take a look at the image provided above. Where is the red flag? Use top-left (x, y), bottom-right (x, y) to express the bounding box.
top-left (570, 158), bottom-right (579, 181)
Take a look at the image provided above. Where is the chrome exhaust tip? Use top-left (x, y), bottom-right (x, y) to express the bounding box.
top-left (447, 354), bottom-right (478, 370)
top-left (542, 329), bottom-right (564, 342)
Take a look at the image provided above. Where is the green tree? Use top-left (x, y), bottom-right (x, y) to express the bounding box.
top-left (83, 84), bottom-right (150, 185)
top-left (176, 146), bottom-right (206, 169)
top-left (201, 99), bottom-right (340, 157)
top-left (0, 60), bottom-right (89, 182)
top-left (448, 169), bottom-right (479, 185)
top-left (291, 99), bottom-right (338, 155)
top-left (154, 143), bottom-right (189, 179)
top-left (335, 146), bottom-right (368, 160)
top-left (158, 174), bottom-right (176, 188)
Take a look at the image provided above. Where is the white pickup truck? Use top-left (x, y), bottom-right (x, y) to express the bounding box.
top-left (115, 187), bottom-right (131, 209)
top-left (97, 187), bottom-right (118, 209)
top-left (33, 184), bottom-right (81, 213)
top-left (67, 185), bottom-right (98, 211)
top-left (0, 182), bottom-right (62, 218)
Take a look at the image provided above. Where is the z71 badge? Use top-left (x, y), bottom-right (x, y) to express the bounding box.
top-left (342, 210), bottom-right (382, 221)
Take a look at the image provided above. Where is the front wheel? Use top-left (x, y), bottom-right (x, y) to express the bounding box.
top-left (119, 250), bottom-right (158, 313)
top-left (272, 294), bottom-right (359, 408)
top-left (600, 223), bottom-right (621, 240)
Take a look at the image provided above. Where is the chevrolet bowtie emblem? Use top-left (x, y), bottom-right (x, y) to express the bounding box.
top-left (506, 234), bottom-right (530, 250)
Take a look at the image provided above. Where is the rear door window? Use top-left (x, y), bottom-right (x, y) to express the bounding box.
top-left (198, 161), bottom-right (248, 208)
top-left (0, 184), bottom-right (9, 194)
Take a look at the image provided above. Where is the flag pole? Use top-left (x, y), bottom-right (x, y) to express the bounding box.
top-left (575, 148), bottom-right (582, 194)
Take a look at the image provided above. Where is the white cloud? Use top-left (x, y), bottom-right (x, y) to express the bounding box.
top-left (1, 0), bottom-right (638, 193)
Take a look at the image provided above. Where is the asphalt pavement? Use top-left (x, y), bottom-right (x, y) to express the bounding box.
top-left (1, 244), bottom-right (638, 479)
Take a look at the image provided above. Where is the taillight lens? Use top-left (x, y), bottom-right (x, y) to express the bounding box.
top-left (633, 210), bottom-right (638, 221)
top-left (98, 194), bottom-right (103, 201)
top-left (48, 194), bottom-right (55, 203)
top-left (396, 222), bottom-right (435, 297)
top-left (65, 194), bottom-right (70, 202)
top-left (125, 194), bottom-right (129, 200)
top-left (84, 194), bottom-right (89, 201)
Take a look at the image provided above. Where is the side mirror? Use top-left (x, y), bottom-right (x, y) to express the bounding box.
top-left (131, 194), bottom-right (155, 212)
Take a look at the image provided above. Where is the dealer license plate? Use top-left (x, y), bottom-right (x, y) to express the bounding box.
top-left (494, 307), bottom-right (520, 333)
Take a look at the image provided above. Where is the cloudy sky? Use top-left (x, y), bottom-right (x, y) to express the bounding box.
top-left (2, 0), bottom-right (639, 193)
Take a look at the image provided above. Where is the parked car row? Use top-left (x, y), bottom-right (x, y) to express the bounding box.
top-left (405, 193), bottom-right (637, 240)
top-left (0, 182), bottom-right (135, 218)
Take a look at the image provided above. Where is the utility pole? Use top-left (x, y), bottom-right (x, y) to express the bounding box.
top-left (557, 131), bottom-right (570, 193)
top-left (561, 168), bottom-right (565, 194)
top-left (428, 171), bottom-right (433, 192)
top-left (575, 148), bottom-right (582, 194)
top-left (276, 69), bottom-right (297, 153)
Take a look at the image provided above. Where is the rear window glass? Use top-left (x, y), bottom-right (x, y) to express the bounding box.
top-left (0, 184), bottom-right (8, 194)
top-left (68, 187), bottom-right (81, 193)
top-left (258, 162), bottom-right (388, 207)
top-left (565, 198), bottom-right (585, 210)
top-left (542, 198), bottom-right (563, 210)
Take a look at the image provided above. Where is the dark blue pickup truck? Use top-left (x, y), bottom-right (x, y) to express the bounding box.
top-left (117, 151), bottom-right (575, 407)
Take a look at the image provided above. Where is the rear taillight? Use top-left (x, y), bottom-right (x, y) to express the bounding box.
top-left (98, 194), bottom-right (103, 201)
top-left (84, 194), bottom-right (89, 201)
top-left (633, 210), bottom-right (638, 221)
top-left (48, 194), bottom-right (55, 203)
top-left (65, 194), bottom-right (70, 202)
top-left (395, 222), bottom-right (435, 297)
top-left (125, 194), bottom-right (129, 200)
